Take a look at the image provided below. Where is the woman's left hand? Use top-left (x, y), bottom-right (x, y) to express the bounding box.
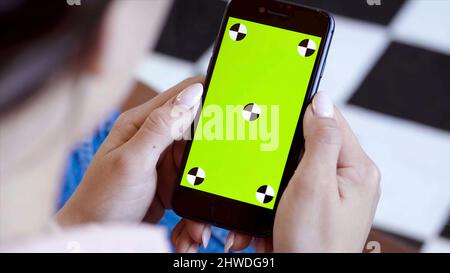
top-left (56, 77), bottom-right (203, 225)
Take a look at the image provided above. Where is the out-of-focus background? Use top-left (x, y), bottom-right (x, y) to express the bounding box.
top-left (61, 0), bottom-right (450, 252)
top-left (135, 0), bottom-right (450, 252)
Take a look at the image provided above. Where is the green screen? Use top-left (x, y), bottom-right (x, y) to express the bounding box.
top-left (180, 17), bottom-right (321, 209)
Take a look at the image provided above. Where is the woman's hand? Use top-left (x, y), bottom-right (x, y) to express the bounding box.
top-left (172, 93), bottom-right (381, 253)
top-left (273, 93), bottom-right (381, 252)
top-left (56, 78), bottom-right (203, 225)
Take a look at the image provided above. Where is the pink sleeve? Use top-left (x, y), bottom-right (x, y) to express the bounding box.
top-left (0, 223), bottom-right (170, 253)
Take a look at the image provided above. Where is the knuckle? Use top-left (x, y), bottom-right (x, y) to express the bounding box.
top-left (116, 111), bottom-right (133, 126)
top-left (376, 182), bottom-right (382, 199)
top-left (113, 112), bottom-right (139, 140)
top-left (110, 153), bottom-right (135, 175)
top-left (146, 107), bottom-right (173, 135)
top-left (364, 160), bottom-right (381, 189)
top-left (313, 124), bottom-right (342, 146)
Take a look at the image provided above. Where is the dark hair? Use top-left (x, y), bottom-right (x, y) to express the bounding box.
top-left (0, 0), bottom-right (109, 114)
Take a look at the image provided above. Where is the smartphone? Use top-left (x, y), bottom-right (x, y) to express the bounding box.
top-left (172, 0), bottom-right (334, 237)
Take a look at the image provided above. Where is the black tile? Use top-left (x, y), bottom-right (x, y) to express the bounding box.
top-left (292, 0), bottom-right (406, 25)
top-left (154, 0), bottom-right (227, 62)
top-left (441, 215), bottom-right (450, 240)
top-left (349, 42), bottom-right (450, 131)
top-left (373, 227), bottom-right (424, 250)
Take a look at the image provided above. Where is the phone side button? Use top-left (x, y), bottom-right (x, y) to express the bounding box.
top-left (320, 60), bottom-right (326, 79)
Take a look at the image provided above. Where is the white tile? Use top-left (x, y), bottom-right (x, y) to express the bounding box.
top-left (391, 0), bottom-right (450, 55)
top-left (341, 105), bottom-right (450, 241)
top-left (135, 53), bottom-right (195, 92)
top-left (421, 238), bottom-right (450, 253)
top-left (319, 15), bottom-right (390, 105)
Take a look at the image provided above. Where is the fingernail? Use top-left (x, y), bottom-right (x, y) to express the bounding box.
top-left (224, 232), bottom-right (235, 253)
top-left (174, 83), bottom-right (203, 109)
top-left (312, 92), bottom-right (334, 118)
top-left (187, 243), bottom-right (199, 253)
top-left (202, 225), bottom-right (211, 249)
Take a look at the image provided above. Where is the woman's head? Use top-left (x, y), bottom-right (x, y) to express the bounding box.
top-left (0, 0), bottom-right (171, 241)
top-left (0, 0), bottom-right (109, 114)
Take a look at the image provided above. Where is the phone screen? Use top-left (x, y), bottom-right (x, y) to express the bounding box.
top-left (180, 17), bottom-right (322, 209)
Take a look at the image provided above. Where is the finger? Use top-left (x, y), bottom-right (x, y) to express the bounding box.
top-left (265, 238), bottom-right (274, 253)
top-left (99, 77), bottom-right (204, 154)
top-left (172, 140), bottom-right (188, 170)
top-left (184, 220), bottom-right (211, 248)
top-left (171, 219), bottom-right (186, 246)
top-left (155, 140), bottom-right (186, 171)
top-left (300, 93), bottom-right (342, 181)
top-left (153, 140), bottom-right (188, 209)
top-left (254, 238), bottom-right (266, 253)
top-left (230, 233), bottom-right (252, 251)
top-left (333, 107), bottom-right (370, 169)
top-left (120, 83), bottom-right (203, 169)
top-left (224, 231), bottom-right (253, 252)
top-left (142, 193), bottom-right (165, 223)
top-left (128, 77), bottom-right (204, 125)
top-left (253, 237), bottom-right (273, 253)
top-left (175, 227), bottom-right (199, 253)
top-left (154, 143), bottom-right (182, 209)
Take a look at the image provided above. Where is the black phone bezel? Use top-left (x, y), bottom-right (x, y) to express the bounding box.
top-left (172, 0), bottom-right (335, 237)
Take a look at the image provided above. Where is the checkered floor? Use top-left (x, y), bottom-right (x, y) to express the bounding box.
top-left (135, 0), bottom-right (450, 252)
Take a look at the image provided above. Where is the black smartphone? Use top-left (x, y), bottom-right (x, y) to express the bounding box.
top-left (173, 0), bottom-right (334, 237)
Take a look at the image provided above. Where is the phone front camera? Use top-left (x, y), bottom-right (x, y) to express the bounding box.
top-left (259, 6), bottom-right (266, 13)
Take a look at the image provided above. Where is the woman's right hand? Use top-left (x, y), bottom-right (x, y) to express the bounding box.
top-left (172, 93), bottom-right (381, 253)
top-left (272, 93), bottom-right (381, 252)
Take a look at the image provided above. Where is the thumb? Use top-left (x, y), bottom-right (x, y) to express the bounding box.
top-left (300, 92), bottom-right (342, 180)
top-left (123, 83), bottom-right (203, 168)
